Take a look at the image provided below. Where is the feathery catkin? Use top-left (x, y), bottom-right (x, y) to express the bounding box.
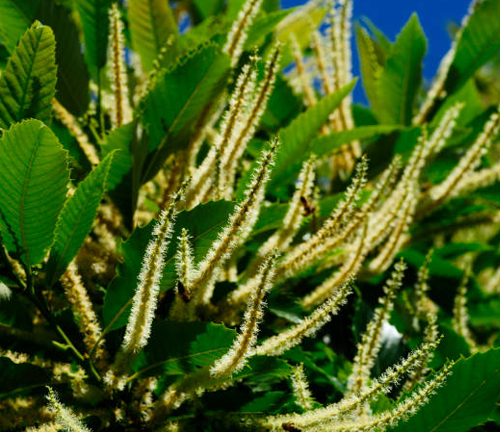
top-left (210, 252), bottom-right (278, 378)
top-left (348, 260), bottom-right (406, 394)
top-left (256, 277), bottom-right (353, 356)
top-left (190, 137), bottom-right (280, 308)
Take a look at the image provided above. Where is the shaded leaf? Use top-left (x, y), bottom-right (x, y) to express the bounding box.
top-left (0, 357), bottom-right (51, 398)
top-left (0, 0), bottom-right (40, 52)
top-left (74, 0), bottom-right (113, 79)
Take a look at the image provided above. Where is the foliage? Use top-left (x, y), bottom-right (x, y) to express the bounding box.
top-left (1, 0), bottom-right (500, 431)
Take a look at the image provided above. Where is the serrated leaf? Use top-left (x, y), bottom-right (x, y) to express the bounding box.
top-left (390, 349), bottom-right (500, 432)
top-left (356, 24), bottom-right (383, 109)
top-left (142, 44), bottom-right (231, 182)
top-left (46, 152), bottom-right (115, 285)
top-left (269, 80), bottom-right (356, 194)
top-left (0, 22), bottom-right (57, 128)
top-left (74, 0), bottom-right (113, 79)
top-left (0, 0), bottom-right (40, 52)
top-left (103, 201), bottom-right (235, 331)
top-left (377, 14), bottom-right (427, 125)
top-left (0, 120), bottom-right (69, 265)
top-left (100, 122), bottom-right (135, 191)
top-left (36, 0), bottom-right (90, 116)
top-left (128, 0), bottom-right (177, 71)
top-left (444, 0), bottom-right (500, 96)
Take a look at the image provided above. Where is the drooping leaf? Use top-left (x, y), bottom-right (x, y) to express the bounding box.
top-left (444, 0), bottom-right (500, 96)
top-left (0, 0), bottom-right (40, 52)
top-left (0, 22), bottom-right (57, 128)
top-left (35, 0), bottom-right (90, 116)
top-left (390, 348), bottom-right (500, 432)
top-left (128, 0), bottom-right (177, 71)
top-left (269, 80), bottom-right (356, 195)
top-left (376, 14), bottom-right (427, 125)
top-left (46, 152), bottom-right (116, 285)
top-left (74, 0), bottom-right (113, 79)
top-left (103, 201), bottom-right (235, 330)
top-left (142, 43), bottom-right (231, 182)
top-left (0, 120), bottom-right (69, 265)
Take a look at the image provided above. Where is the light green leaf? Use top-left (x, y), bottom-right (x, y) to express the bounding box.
top-left (309, 125), bottom-right (401, 158)
top-left (377, 14), bottom-right (427, 125)
top-left (128, 0), bottom-right (177, 71)
top-left (0, 120), bottom-right (69, 265)
top-left (100, 122), bottom-right (135, 191)
top-left (74, 0), bottom-right (113, 79)
top-left (0, 0), bottom-right (40, 52)
top-left (245, 10), bottom-right (292, 50)
top-left (356, 24), bottom-right (383, 110)
top-left (444, 0), bottom-right (500, 95)
top-left (269, 80), bottom-right (356, 194)
top-left (46, 152), bottom-right (115, 284)
top-left (0, 22), bottom-right (57, 128)
top-left (391, 348), bottom-right (500, 432)
top-left (103, 201), bottom-right (235, 331)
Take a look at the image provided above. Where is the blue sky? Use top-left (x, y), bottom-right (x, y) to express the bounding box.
top-left (281, 0), bottom-right (472, 102)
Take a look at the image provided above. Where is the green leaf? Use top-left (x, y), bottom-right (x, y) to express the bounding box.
top-left (47, 152), bottom-right (115, 284)
top-left (390, 348), bottom-right (500, 432)
top-left (0, 0), bottom-right (40, 52)
top-left (74, 0), bottom-right (113, 79)
top-left (269, 80), bottom-right (356, 194)
top-left (0, 22), bottom-right (57, 128)
top-left (444, 0), bottom-right (500, 96)
top-left (141, 322), bottom-right (235, 376)
top-left (309, 125), bottom-right (401, 158)
top-left (142, 43), bottom-right (231, 182)
top-left (244, 10), bottom-right (292, 50)
top-left (103, 201), bottom-right (235, 331)
top-left (377, 14), bottom-right (427, 125)
top-left (0, 357), bottom-right (51, 398)
top-left (128, 0), bottom-right (177, 71)
top-left (100, 122), bottom-right (135, 191)
top-left (36, 0), bottom-right (90, 116)
top-left (356, 24), bottom-right (383, 109)
top-left (0, 120), bottom-right (69, 265)
top-left (192, 0), bottom-right (224, 19)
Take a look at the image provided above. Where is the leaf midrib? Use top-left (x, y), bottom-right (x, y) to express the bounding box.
top-left (20, 127), bottom-right (43, 264)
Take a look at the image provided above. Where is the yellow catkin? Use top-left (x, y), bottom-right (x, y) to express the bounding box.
top-left (61, 261), bottom-right (107, 363)
top-left (46, 387), bottom-right (91, 432)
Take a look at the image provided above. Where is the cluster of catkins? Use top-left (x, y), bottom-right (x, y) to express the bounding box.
top-left (2, 0), bottom-right (500, 431)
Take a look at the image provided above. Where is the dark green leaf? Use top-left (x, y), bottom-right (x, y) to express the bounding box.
top-left (74, 0), bottom-right (113, 79)
top-left (0, 357), bottom-right (51, 398)
top-left (0, 0), bottom-right (40, 52)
